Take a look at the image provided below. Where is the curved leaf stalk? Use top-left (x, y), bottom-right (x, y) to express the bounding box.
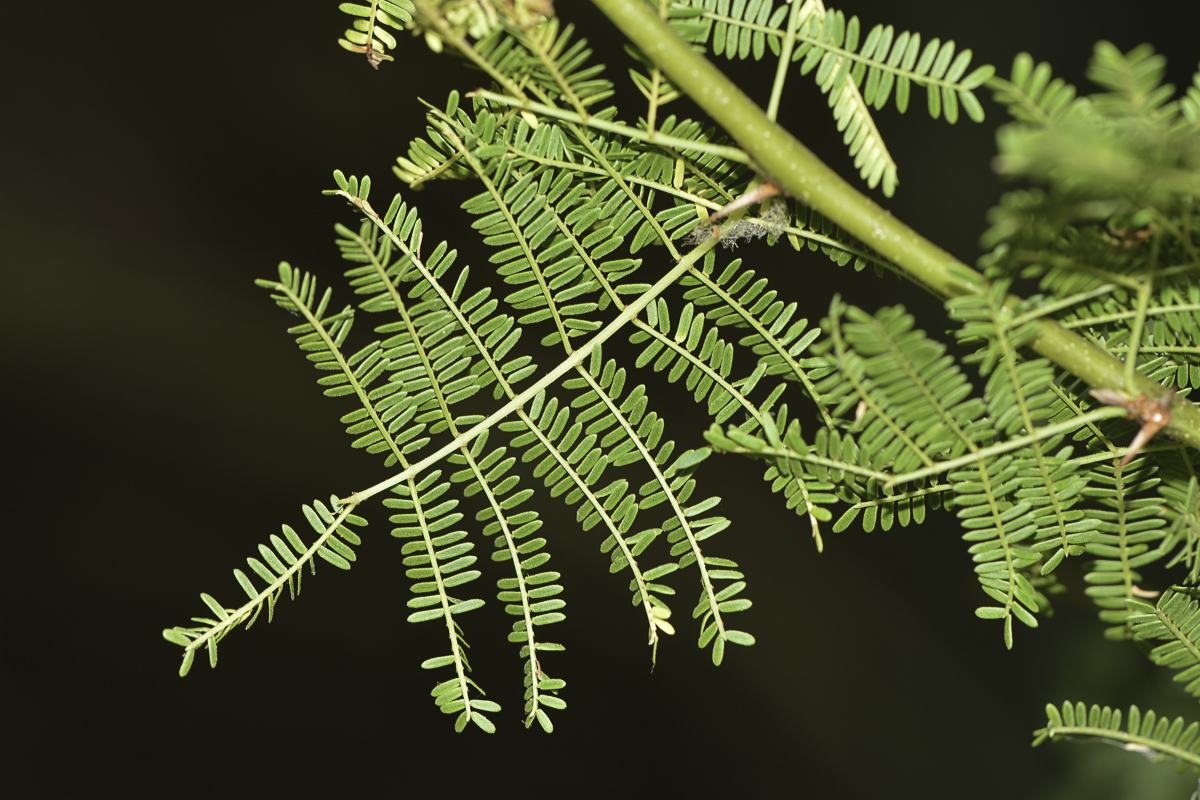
top-left (590, 0), bottom-right (1200, 452)
top-left (1009, 283), bottom-right (1123, 327)
top-left (1034, 702), bottom-right (1200, 772)
top-left (707, 408), bottom-right (1142, 494)
top-left (704, 431), bottom-right (891, 484)
top-left (878, 412), bottom-right (1128, 489)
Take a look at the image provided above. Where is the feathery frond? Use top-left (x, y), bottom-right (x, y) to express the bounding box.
top-left (162, 496), bottom-right (366, 677)
top-left (337, 0), bottom-right (414, 69)
top-left (661, 0), bottom-right (993, 195)
top-left (1034, 701), bottom-right (1200, 773)
top-left (1127, 589), bottom-right (1200, 699)
top-left (163, 3), bottom-right (1200, 772)
top-left (1081, 456), bottom-right (1168, 639)
top-left (987, 52), bottom-right (1087, 128)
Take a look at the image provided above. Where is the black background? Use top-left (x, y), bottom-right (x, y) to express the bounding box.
top-left (5, 1), bottom-right (1200, 797)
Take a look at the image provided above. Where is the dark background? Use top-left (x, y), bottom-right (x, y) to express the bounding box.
top-left (5, 1), bottom-right (1200, 797)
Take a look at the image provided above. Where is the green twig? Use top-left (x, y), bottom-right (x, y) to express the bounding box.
top-left (588, 0), bottom-right (1200, 452)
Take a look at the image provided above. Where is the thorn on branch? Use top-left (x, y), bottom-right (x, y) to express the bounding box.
top-left (699, 178), bottom-right (785, 238)
top-left (1089, 388), bottom-right (1174, 468)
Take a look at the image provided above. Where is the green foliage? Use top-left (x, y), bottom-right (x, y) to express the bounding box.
top-left (337, 0), bottom-right (414, 68)
top-left (664, 0), bottom-right (993, 195)
top-left (1127, 589), bottom-right (1200, 699)
top-left (164, 3), bottom-right (1200, 791)
top-left (161, 494), bottom-right (367, 677)
top-left (1034, 701), bottom-right (1200, 773)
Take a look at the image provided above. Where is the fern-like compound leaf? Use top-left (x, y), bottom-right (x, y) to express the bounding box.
top-left (948, 286), bottom-right (1097, 576)
top-left (679, 253), bottom-right (835, 424)
top-left (481, 18), bottom-right (614, 115)
top-left (385, 469), bottom-right (498, 732)
top-left (330, 177), bottom-right (572, 728)
top-left (162, 497), bottom-right (366, 677)
top-left (261, 240), bottom-right (502, 730)
top-left (407, 104), bottom-right (765, 663)
top-left (664, 0), bottom-right (992, 195)
top-left (337, 0), bottom-right (413, 69)
top-left (1082, 456), bottom-right (1168, 639)
top-left (988, 52), bottom-right (1087, 128)
top-left (1160, 453), bottom-right (1200, 582)
top-left (1127, 589), bottom-right (1200, 699)
top-left (1034, 701), bottom-right (1200, 773)
top-left (988, 42), bottom-right (1200, 245)
top-left (166, 3), bottom-right (1200, 750)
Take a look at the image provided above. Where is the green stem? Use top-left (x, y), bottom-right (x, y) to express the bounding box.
top-left (765, 0), bottom-right (805, 122)
top-left (589, 0), bottom-right (981, 299)
top-left (1039, 723), bottom-right (1200, 770)
top-left (588, 0), bottom-right (1200, 452)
